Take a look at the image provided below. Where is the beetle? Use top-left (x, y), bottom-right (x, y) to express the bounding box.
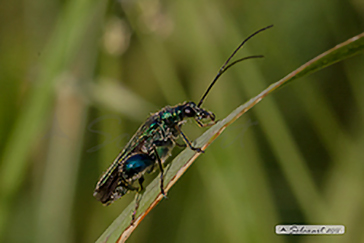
top-left (94, 25), bottom-right (272, 218)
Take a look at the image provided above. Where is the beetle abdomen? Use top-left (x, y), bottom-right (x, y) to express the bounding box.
top-left (122, 154), bottom-right (154, 180)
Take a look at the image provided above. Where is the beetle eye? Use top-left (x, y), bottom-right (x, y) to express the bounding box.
top-left (184, 107), bottom-right (195, 117)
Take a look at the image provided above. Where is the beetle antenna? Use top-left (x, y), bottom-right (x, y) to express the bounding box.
top-left (197, 25), bottom-right (273, 107)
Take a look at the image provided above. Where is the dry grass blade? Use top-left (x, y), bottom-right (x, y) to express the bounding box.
top-left (96, 31), bottom-right (364, 243)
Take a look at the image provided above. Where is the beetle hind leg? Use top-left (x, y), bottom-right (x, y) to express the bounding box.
top-left (131, 192), bottom-right (143, 224)
top-left (138, 176), bottom-right (145, 192)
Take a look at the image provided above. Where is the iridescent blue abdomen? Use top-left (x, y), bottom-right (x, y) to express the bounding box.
top-left (123, 154), bottom-right (154, 179)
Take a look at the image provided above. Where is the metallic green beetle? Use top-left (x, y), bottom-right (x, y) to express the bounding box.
top-left (94, 25), bottom-right (272, 216)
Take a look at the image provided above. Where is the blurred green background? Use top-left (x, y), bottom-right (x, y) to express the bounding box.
top-left (1, 0), bottom-right (364, 242)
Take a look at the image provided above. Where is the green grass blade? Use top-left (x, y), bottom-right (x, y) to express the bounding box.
top-left (0, 0), bottom-right (107, 238)
top-left (95, 31), bottom-right (364, 243)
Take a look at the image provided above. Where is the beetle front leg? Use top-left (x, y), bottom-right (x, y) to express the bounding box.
top-left (175, 125), bottom-right (204, 153)
top-left (194, 118), bottom-right (217, 127)
top-left (175, 141), bottom-right (187, 148)
top-left (194, 111), bottom-right (217, 127)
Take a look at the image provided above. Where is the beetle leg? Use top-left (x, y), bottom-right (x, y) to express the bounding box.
top-left (131, 176), bottom-right (146, 224)
top-left (194, 111), bottom-right (216, 127)
top-left (195, 118), bottom-right (217, 127)
top-left (131, 192), bottom-right (143, 224)
top-left (175, 125), bottom-right (204, 153)
top-left (175, 141), bottom-right (187, 148)
top-left (120, 176), bottom-right (139, 191)
top-left (170, 136), bottom-right (186, 148)
top-left (138, 176), bottom-right (145, 192)
top-left (152, 145), bottom-right (168, 199)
